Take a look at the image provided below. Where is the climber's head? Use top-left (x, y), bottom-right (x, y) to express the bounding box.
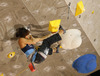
top-left (16, 27), bottom-right (30, 38)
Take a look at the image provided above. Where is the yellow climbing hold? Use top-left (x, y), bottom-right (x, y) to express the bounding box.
top-left (75, 1), bottom-right (85, 16)
top-left (60, 46), bottom-right (62, 48)
top-left (0, 73), bottom-right (4, 76)
top-left (7, 52), bottom-right (15, 58)
top-left (48, 19), bottom-right (61, 32)
top-left (92, 11), bottom-right (94, 14)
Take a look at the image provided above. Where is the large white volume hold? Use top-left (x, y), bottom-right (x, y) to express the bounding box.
top-left (61, 29), bottom-right (82, 50)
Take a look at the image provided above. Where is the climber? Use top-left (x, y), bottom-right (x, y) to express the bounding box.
top-left (15, 25), bottom-right (66, 64)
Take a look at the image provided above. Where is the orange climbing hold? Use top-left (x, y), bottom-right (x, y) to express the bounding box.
top-left (48, 19), bottom-right (61, 33)
top-left (75, 1), bottom-right (85, 16)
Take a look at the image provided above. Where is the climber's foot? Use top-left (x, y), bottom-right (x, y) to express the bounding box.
top-left (59, 25), bottom-right (66, 34)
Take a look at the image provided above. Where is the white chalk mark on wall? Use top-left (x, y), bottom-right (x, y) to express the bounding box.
top-left (3, 40), bottom-right (12, 47)
top-left (87, 20), bottom-right (93, 25)
top-left (57, 1), bottom-right (63, 5)
top-left (60, 50), bottom-right (67, 54)
top-left (49, 7), bottom-right (57, 15)
top-left (25, 69), bottom-right (29, 72)
top-left (39, 21), bottom-right (48, 25)
top-left (13, 65), bottom-right (22, 69)
top-left (73, 23), bottom-right (77, 27)
top-left (43, 7), bottom-right (57, 15)
top-left (25, 0), bottom-right (30, 2)
top-left (84, 48), bottom-right (89, 52)
top-left (0, 2), bottom-right (8, 7)
top-left (32, 10), bottom-right (39, 14)
top-left (8, 73), bottom-right (16, 76)
top-left (56, 66), bottom-right (66, 70)
top-left (4, 16), bottom-right (12, 23)
top-left (66, 59), bottom-right (73, 65)
top-left (76, 55), bottom-right (81, 58)
top-left (21, 16), bottom-right (29, 21)
top-left (43, 66), bottom-right (51, 72)
top-left (74, 49), bottom-right (78, 52)
top-left (7, 28), bottom-right (16, 38)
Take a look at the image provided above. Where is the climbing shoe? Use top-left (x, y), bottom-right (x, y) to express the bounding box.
top-left (59, 25), bottom-right (66, 34)
top-left (56, 45), bottom-right (60, 53)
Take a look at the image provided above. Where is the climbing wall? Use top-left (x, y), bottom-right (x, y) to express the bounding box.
top-left (0, 0), bottom-right (38, 76)
top-left (0, 0), bottom-right (100, 76)
top-left (22, 0), bottom-right (70, 37)
top-left (65, 0), bottom-right (100, 56)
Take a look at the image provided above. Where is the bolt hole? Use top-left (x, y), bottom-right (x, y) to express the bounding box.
top-left (11, 54), bottom-right (12, 56)
top-left (79, 15), bottom-right (81, 18)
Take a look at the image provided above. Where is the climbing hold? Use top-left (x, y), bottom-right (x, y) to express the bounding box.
top-left (61, 29), bottom-right (82, 50)
top-left (92, 11), bottom-right (94, 14)
top-left (60, 46), bottom-right (62, 48)
top-left (48, 19), bottom-right (61, 33)
top-left (72, 54), bottom-right (97, 73)
top-left (7, 52), bottom-right (15, 58)
top-left (0, 73), bottom-right (4, 76)
top-left (75, 1), bottom-right (85, 16)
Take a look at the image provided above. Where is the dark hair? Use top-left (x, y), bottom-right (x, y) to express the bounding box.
top-left (16, 27), bottom-right (30, 38)
top-left (34, 53), bottom-right (45, 64)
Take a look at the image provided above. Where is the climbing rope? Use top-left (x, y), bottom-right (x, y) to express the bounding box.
top-left (16, 66), bottom-right (29, 76)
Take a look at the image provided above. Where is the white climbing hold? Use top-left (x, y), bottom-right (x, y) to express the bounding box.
top-left (43, 66), bottom-right (51, 72)
top-left (61, 29), bottom-right (82, 50)
top-left (56, 66), bottom-right (66, 70)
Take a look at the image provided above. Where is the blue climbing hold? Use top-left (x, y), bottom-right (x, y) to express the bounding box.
top-left (72, 54), bottom-right (97, 73)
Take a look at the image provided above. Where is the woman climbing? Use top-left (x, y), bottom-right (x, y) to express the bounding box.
top-left (16, 25), bottom-right (65, 64)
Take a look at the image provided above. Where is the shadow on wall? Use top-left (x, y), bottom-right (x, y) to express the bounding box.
top-left (0, 23), bottom-right (50, 52)
top-left (11, 23), bottom-right (50, 39)
top-left (0, 24), bottom-right (24, 52)
top-left (27, 23), bottom-right (50, 38)
top-left (10, 24), bottom-right (25, 40)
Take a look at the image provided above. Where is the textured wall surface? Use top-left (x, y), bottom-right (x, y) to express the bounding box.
top-left (0, 0), bottom-right (100, 76)
top-left (65, 0), bottom-right (100, 56)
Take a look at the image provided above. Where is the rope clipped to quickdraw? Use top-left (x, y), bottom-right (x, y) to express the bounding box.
top-left (67, 2), bottom-right (71, 19)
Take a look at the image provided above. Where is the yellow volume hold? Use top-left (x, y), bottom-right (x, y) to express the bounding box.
top-left (7, 52), bottom-right (15, 58)
top-left (48, 19), bottom-right (61, 33)
top-left (75, 1), bottom-right (85, 16)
